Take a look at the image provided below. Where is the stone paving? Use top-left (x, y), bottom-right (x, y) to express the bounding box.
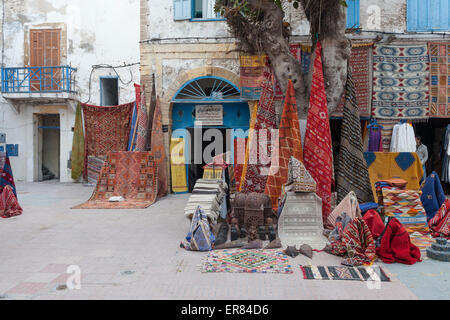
top-left (0, 181), bottom-right (448, 300)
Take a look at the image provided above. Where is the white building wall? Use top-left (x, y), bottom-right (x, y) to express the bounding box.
top-left (0, 0), bottom-right (140, 182)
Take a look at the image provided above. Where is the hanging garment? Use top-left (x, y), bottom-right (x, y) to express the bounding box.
top-left (0, 185), bottom-right (22, 218)
top-left (368, 127), bottom-right (383, 152)
top-left (375, 217), bottom-right (422, 265)
top-left (240, 79), bottom-right (277, 194)
top-left (135, 84), bottom-right (149, 152)
top-left (336, 69), bottom-right (373, 204)
top-left (303, 41), bottom-right (333, 223)
top-left (329, 218), bottom-right (376, 267)
top-left (182, 206), bottom-right (215, 251)
top-left (151, 96), bottom-right (168, 198)
top-left (420, 171), bottom-right (446, 221)
top-left (441, 125), bottom-right (450, 183)
top-left (170, 137), bottom-right (188, 193)
top-left (0, 152), bottom-right (17, 197)
top-left (428, 198), bottom-right (450, 239)
top-left (327, 191), bottom-right (362, 228)
top-left (264, 80), bottom-right (303, 211)
top-left (390, 123), bottom-right (416, 153)
top-left (71, 103), bottom-right (85, 180)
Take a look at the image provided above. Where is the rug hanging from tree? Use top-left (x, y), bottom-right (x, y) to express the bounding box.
top-left (202, 249), bottom-right (292, 274)
top-left (303, 41), bottom-right (333, 223)
top-left (428, 42), bottom-right (450, 118)
top-left (336, 70), bottom-right (373, 204)
top-left (82, 102), bottom-right (134, 180)
top-left (240, 55), bottom-right (267, 100)
top-left (73, 151), bottom-right (157, 209)
top-left (264, 80), bottom-right (303, 211)
top-left (333, 45), bottom-right (372, 119)
top-left (372, 44), bottom-right (429, 119)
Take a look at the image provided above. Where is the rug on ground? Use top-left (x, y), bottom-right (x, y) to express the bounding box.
top-left (73, 151), bottom-right (157, 209)
top-left (202, 249), bottom-right (292, 274)
top-left (372, 44), bottom-right (429, 119)
top-left (300, 265), bottom-right (391, 282)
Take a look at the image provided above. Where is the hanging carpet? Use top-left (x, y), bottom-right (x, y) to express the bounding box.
top-left (134, 84), bottom-right (149, 152)
top-left (0, 152), bottom-right (17, 197)
top-left (70, 103), bottom-right (85, 180)
top-left (170, 137), bottom-right (188, 193)
top-left (428, 42), bottom-right (450, 118)
top-left (240, 55), bottom-right (267, 101)
top-left (151, 96), bottom-right (168, 198)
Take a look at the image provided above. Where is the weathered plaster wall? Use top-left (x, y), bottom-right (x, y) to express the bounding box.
top-left (0, 0), bottom-right (140, 182)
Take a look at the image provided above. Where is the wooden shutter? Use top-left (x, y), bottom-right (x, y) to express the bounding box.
top-left (407, 0), bottom-right (449, 32)
top-left (174, 0), bottom-right (191, 20)
top-left (346, 0), bottom-right (360, 29)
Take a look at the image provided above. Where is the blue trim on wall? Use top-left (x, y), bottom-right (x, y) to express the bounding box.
top-left (172, 76), bottom-right (241, 102)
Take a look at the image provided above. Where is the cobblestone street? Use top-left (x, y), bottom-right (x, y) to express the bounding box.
top-left (0, 181), bottom-right (448, 300)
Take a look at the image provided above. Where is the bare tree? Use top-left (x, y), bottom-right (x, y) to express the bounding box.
top-left (216, 0), bottom-right (351, 119)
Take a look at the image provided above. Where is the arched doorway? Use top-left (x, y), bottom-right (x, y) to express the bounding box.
top-left (171, 76), bottom-right (250, 192)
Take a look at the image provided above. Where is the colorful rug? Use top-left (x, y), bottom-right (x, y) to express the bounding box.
top-left (409, 232), bottom-right (435, 254)
top-left (303, 41), bottom-right (333, 223)
top-left (336, 70), bottom-right (373, 204)
top-left (240, 80), bottom-right (277, 194)
top-left (71, 103), bottom-right (85, 180)
top-left (0, 151), bottom-right (17, 197)
top-left (333, 45), bottom-right (372, 118)
top-left (382, 189), bottom-right (428, 233)
top-left (170, 137), bottom-right (188, 193)
top-left (264, 80), bottom-right (303, 211)
top-left (300, 265), bottom-right (390, 282)
top-left (0, 185), bottom-right (22, 218)
top-left (151, 96), bottom-right (168, 198)
top-left (364, 152), bottom-right (424, 202)
top-left (240, 55), bottom-right (267, 100)
top-left (82, 102), bottom-right (134, 180)
top-left (202, 249), bottom-right (293, 274)
top-left (428, 42), bottom-right (450, 118)
top-left (134, 84), bottom-right (149, 152)
top-left (233, 137), bottom-right (247, 192)
top-left (73, 151), bottom-right (157, 209)
top-left (86, 156), bottom-right (105, 185)
top-left (372, 44), bottom-right (429, 119)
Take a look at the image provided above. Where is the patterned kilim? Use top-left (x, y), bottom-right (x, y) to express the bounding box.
top-left (372, 44), bottom-right (429, 119)
top-left (287, 157), bottom-right (316, 193)
top-left (300, 265), bottom-right (390, 282)
top-left (240, 55), bottom-right (267, 100)
top-left (240, 80), bottom-right (277, 194)
top-left (265, 80), bottom-right (303, 211)
top-left (127, 84), bottom-right (141, 151)
top-left (202, 249), bottom-right (292, 274)
top-left (151, 97), bottom-right (168, 198)
top-left (336, 70), bottom-right (373, 204)
top-left (71, 103), bottom-right (85, 180)
top-left (170, 138), bottom-right (188, 193)
top-left (0, 185), bottom-right (22, 218)
top-left (234, 137), bottom-right (247, 192)
top-left (364, 152), bottom-right (424, 202)
top-left (428, 42), bottom-right (450, 118)
top-left (82, 102), bottom-right (133, 180)
top-left (73, 151), bottom-right (157, 209)
top-left (203, 167), bottom-right (223, 180)
top-left (333, 45), bottom-right (372, 118)
top-left (135, 84), bottom-right (149, 152)
top-left (410, 232), bottom-right (435, 254)
top-left (377, 119), bottom-right (399, 152)
top-left (303, 42), bottom-right (333, 223)
top-left (0, 152), bottom-right (17, 197)
top-left (86, 156), bottom-right (105, 185)
top-left (382, 189), bottom-right (428, 234)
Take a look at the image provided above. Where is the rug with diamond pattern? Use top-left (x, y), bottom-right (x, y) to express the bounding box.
top-left (202, 249), bottom-right (292, 274)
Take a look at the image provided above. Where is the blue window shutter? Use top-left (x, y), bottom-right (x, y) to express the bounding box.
top-left (407, 0), bottom-right (450, 32)
top-left (346, 0), bottom-right (360, 29)
top-left (174, 0), bottom-right (191, 20)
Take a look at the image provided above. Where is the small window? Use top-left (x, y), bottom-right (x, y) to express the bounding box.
top-left (193, 0), bottom-right (220, 19)
top-left (100, 77), bottom-right (118, 106)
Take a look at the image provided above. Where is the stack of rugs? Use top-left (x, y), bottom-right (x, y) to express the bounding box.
top-left (184, 179), bottom-right (228, 223)
top-left (86, 156), bottom-right (105, 185)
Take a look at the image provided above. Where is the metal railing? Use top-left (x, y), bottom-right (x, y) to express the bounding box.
top-left (1, 66), bottom-right (77, 94)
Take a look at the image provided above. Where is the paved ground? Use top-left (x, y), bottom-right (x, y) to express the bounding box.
top-left (0, 181), bottom-right (448, 300)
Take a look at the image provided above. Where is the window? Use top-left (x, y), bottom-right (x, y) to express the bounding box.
top-left (407, 0), bottom-right (449, 32)
top-left (100, 77), bottom-right (118, 106)
top-left (346, 0), bottom-right (360, 29)
top-left (174, 0), bottom-right (223, 21)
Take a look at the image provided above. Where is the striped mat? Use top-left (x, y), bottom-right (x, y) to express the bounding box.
top-left (300, 265), bottom-right (391, 282)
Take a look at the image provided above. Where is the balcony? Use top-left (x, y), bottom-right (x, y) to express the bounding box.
top-left (1, 66), bottom-right (78, 102)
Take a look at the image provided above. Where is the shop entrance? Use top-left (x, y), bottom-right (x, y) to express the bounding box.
top-left (35, 114), bottom-right (60, 181)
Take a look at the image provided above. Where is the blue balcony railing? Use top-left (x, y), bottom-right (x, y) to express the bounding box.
top-left (1, 66), bottom-right (77, 94)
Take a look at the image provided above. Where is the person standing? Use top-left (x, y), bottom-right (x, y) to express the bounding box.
top-left (416, 135), bottom-right (428, 182)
